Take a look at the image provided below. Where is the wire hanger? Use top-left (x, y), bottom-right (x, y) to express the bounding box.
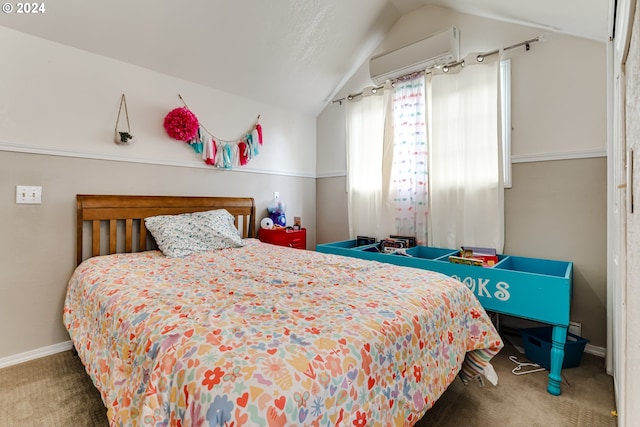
top-left (509, 355), bottom-right (546, 375)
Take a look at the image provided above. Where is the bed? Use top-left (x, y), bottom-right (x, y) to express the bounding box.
top-left (64, 194), bottom-right (503, 426)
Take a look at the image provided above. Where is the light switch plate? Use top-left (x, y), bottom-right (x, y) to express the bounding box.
top-left (16, 185), bottom-right (42, 204)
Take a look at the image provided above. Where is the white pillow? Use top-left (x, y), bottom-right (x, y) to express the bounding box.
top-left (144, 209), bottom-right (244, 258)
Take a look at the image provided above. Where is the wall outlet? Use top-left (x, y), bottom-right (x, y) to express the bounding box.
top-left (16, 185), bottom-right (42, 204)
top-left (273, 191), bottom-right (279, 199)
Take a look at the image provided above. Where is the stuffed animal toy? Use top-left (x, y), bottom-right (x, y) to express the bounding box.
top-left (267, 196), bottom-right (287, 227)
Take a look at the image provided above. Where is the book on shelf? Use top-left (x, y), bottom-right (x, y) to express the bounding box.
top-left (458, 246), bottom-right (498, 267)
top-left (380, 238), bottom-right (407, 253)
top-left (389, 235), bottom-right (417, 248)
top-left (449, 255), bottom-right (484, 266)
top-left (461, 246), bottom-right (497, 256)
top-left (356, 236), bottom-right (376, 247)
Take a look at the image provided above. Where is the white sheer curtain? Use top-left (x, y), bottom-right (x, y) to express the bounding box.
top-left (388, 75), bottom-right (429, 245)
top-left (346, 89), bottom-right (394, 239)
top-left (428, 57), bottom-right (504, 252)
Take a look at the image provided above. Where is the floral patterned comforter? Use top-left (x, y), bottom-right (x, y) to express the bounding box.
top-left (63, 239), bottom-right (503, 427)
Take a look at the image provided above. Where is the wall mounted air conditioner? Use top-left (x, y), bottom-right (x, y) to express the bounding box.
top-left (369, 26), bottom-right (459, 85)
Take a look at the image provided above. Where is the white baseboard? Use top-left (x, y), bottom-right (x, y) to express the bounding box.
top-left (0, 340), bottom-right (74, 370)
top-left (585, 343), bottom-right (607, 358)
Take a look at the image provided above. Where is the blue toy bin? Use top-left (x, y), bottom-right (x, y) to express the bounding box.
top-left (520, 326), bottom-right (589, 370)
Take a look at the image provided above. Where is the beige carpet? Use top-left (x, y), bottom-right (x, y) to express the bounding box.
top-left (0, 342), bottom-right (617, 427)
top-left (0, 350), bottom-right (107, 427)
top-left (419, 342), bottom-right (617, 427)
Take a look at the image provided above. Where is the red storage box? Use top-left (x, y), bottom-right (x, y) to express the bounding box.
top-left (258, 228), bottom-right (306, 249)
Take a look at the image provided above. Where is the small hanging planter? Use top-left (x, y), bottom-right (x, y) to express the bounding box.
top-left (114, 94), bottom-right (135, 145)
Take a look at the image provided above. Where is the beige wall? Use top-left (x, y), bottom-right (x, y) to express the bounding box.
top-left (0, 27), bottom-right (317, 360)
top-left (0, 27), bottom-right (317, 176)
top-left (317, 6), bottom-right (607, 175)
top-left (316, 6), bottom-right (608, 347)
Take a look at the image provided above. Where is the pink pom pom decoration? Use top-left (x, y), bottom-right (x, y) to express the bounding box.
top-left (164, 107), bottom-right (199, 142)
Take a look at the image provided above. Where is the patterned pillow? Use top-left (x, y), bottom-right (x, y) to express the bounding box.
top-left (144, 209), bottom-right (245, 258)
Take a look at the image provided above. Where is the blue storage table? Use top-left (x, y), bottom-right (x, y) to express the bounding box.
top-left (316, 240), bottom-right (573, 396)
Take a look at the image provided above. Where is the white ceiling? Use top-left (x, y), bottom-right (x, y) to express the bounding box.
top-left (393, 0), bottom-right (611, 41)
top-left (0, 0), bottom-right (610, 116)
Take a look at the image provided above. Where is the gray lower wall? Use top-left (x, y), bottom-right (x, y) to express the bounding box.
top-left (316, 157), bottom-right (607, 348)
top-left (0, 151), bottom-right (316, 359)
top-left (1, 150), bottom-right (606, 357)
top-left (505, 157), bottom-right (607, 347)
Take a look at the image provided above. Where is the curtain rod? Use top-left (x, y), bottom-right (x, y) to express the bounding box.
top-left (332, 35), bottom-right (541, 105)
top-left (476, 36), bottom-right (541, 62)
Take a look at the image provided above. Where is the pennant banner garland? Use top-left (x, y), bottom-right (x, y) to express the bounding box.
top-left (163, 95), bottom-right (262, 169)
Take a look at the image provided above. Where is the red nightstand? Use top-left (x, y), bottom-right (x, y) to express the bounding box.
top-left (258, 228), bottom-right (306, 249)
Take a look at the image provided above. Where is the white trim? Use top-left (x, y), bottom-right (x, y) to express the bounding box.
top-left (0, 340), bottom-right (73, 369)
top-left (316, 149), bottom-right (608, 178)
top-left (0, 141), bottom-right (316, 179)
top-left (2, 141), bottom-right (608, 179)
top-left (511, 149), bottom-right (607, 163)
top-left (585, 343), bottom-right (607, 359)
top-left (316, 170), bottom-right (347, 178)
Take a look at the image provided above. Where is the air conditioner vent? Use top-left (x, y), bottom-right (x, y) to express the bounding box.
top-left (369, 26), bottom-right (459, 85)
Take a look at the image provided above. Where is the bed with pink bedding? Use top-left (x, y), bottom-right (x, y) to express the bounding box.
top-left (64, 195), bottom-right (503, 426)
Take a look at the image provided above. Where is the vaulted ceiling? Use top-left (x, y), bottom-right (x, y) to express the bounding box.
top-left (0, 0), bottom-right (611, 116)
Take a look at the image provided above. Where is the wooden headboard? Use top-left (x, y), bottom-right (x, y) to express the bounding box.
top-left (76, 195), bottom-right (256, 265)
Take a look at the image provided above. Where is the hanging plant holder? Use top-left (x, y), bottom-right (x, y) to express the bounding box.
top-left (114, 94), bottom-right (135, 145)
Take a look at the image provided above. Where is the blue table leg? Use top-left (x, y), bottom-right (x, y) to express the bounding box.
top-left (547, 325), bottom-right (567, 395)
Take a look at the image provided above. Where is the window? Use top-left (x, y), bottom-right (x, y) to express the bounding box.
top-left (346, 57), bottom-right (507, 250)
